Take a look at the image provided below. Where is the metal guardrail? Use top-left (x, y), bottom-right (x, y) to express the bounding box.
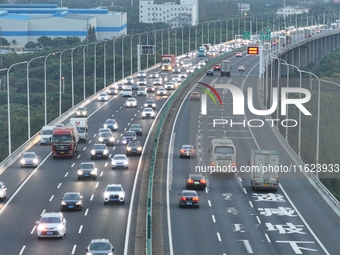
top-left (260, 31), bottom-right (340, 216)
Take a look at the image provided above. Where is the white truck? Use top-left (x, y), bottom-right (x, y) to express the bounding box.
top-left (40, 125), bottom-right (55, 145)
top-left (250, 150), bottom-right (280, 192)
top-left (69, 118), bottom-right (88, 143)
top-left (208, 138), bottom-right (236, 175)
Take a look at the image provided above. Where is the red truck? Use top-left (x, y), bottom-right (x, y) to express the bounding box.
top-left (51, 124), bottom-right (78, 159)
top-left (161, 54), bottom-right (176, 71)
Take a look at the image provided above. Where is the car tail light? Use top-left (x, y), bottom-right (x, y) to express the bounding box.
top-left (181, 150), bottom-right (185, 153)
top-left (200, 179), bottom-right (206, 184)
top-left (180, 196), bottom-right (186, 201)
top-left (191, 150), bottom-right (195, 153)
top-left (188, 179), bottom-right (194, 184)
top-left (232, 162), bottom-right (236, 167)
top-left (193, 197), bottom-right (199, 201)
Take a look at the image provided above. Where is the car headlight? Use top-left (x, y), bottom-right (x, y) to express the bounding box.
top-left (91, 170), bottom-right (96, 175)
top-left (82, 111), bottom-right (86, 115)
top-left (144, 104), bottom-right (147, 107)
top-left (122, 140), bottom-right (127, 144)
top-left (91, 150), bottom-right (95, 155)
top-left (104, 124), bottom-right (108, 128)
top-left (20, 159), bottom-right (25, 164)
top-left (114, 124), bottom-right (118, 129)
top-left (111, 161), bottom-right (116, 165)
top-left (61, 201), bottom-right (66, 205)
top-left (99, 137), bottom-right (104, 142)
top-left (57, 225), bottom-right (64, 230)
top-left (127, 147), bottom-right (132, 151)
top-left (104, 192), bottom-right (110, 198)
top-left (76, 201), bottom-right (82, 205)
top-left (119, 192), bottom-right (125, 198)
top-left (37, 224), bottom-right (45, 231)
top-left (138, 146), bottom-right (142, 151)
top-left (77, 170), bottom-right (83, 175)
top-left (103, 149), bottom-right (108, 155)
top-left (76, 111), bottom-right (80, 115)
top-left (33, 159), bottom-right (38, 164)
top-left (124, 160), bottom-right (128, 165)
top-left (152, 104), bottom-right (156, 107)
top-left (109, 137), bottom-right (114, 142)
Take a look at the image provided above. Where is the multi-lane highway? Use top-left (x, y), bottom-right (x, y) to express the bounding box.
top-left (166, 49), bottom-right (340, 254)
top-left (1, 26), bottom-right (340, 255)
top-left (0, 60), bottom-right (194, 254)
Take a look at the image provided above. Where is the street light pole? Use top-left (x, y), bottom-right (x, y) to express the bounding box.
top-left (131, 34), bottom-right (139, 75)
top-left (94, 41), bottom-right (102, 94)
top-left (45, 51), bottom-right (60, 125)
top-left (27, 56), bottom-right (44, 139)
top-left (59, 48), bottom-right (72, 116)
top-left (83, 42), bottom-right (96, 101)
top-left (71, 45), bottom-right (85, 108)
top-left (7, 61), bottom-right (27, 155)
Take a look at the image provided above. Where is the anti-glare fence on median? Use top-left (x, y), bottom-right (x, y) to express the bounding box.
top-left (145, 47), bottom-right (244, 255)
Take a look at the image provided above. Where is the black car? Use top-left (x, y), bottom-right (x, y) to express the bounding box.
top-left (129, 124), bottom-right (142, 136)
top-left (131, 83), bottom-right (139, 90)
top-left (126, 140), bottom-right (143, 156)
top-left (185, 174), bottom-right (206, 190)
top-left (61, 192), bottom-right (83, 211)
top-left (122, 131), bottom-right (137, 145)
top-left (213, 64), bottom-right (221, 71)
top-left (144, 99), bottom-right (156, 109)
top-left (206, 70), bottom-right (214, 76)
top-left (98, 132), bottom-right (115, 145)
top-left (77, 162), bottom-right (98, 180)
top-left (179, 190), bottom-right (199, 208)
top-left (90, 144), bottom-right (109, 159)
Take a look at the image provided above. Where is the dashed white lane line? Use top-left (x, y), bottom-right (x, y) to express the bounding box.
top-left (71, 245), bottom-right (77, 254)
top-left (71, 163), bottom-right (75, 167)
top-left (208, 200), bottom-right (212, 207)
top-left (249, 201), bottom-right (253, 208)
top-left (256, 216), bottom-right (261, 224)
top-left (40, 209), bottom-right (46, 216)
top-left (212, 215), bottom-right (216, 223)
top-left (57, 183), bottom-right (62, 189)
top-left (90, 195), bottom-right (94, 201)
top-left (49, 195), bottom-right (54, 201)
top-left (265, 234), bottom-right (271, 243)
top-left (18, 245), bottom-right (26, 255)
top-left (78, 225), bottom-right (83, 234)
top-left (95, 182), bottom-right (99, 188)
top-left (64, 172), bottom-right (69, 177)
top-left (30, 226), bottom-right (36, 234)
top-left (217, 232), bottom-right (222, 241)
top-left (84, 208), bottom-right (89, 216)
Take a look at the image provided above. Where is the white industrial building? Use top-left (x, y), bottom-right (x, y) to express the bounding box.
top-left (276, 6), bottom-right (309, 17)
top-left (139, 0), bottom-right (198, 28)
top-left (0, 4), bottom-right (127, 47)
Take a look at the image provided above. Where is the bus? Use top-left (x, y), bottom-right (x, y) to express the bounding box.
top-left (197, 46), bottom-right (206, 57)
top-left (208, 138), bottom-right (236, 175)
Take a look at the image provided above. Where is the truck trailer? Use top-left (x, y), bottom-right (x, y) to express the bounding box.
top-left (250, 150), bottom-right (280, 191)
top-left (161, 55), bottom-right (176, 71)
top-left (69, 118), bottom-right (88, 143)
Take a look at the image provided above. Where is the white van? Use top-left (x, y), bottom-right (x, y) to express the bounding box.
top-left (208, 138), bottom-right (236, 175)
top-left (40, 126), bottom-right (55, 145)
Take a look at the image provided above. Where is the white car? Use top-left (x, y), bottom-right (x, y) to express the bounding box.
top-left (124, 77), bottom-right (134, 84)
top-left (153, 78), bottom-right (162, 86)
top-left (122, 88), bottom-right (132, 97)
top-left (164, 82), bottom-right (175, 90)
top-left (103, 184), bottom-right (125, 204)
top-left (160, 73), bottom-right (168, 82)
top-left (137, 71), bottom-right (146, 78)
top-left (179, 72), bottom-right (187, 79)
top-left (137, 87), bottom-right (146, 96)
top-left (142, 107), bottom-right (155, 119)
top-left (36, 212), bottom-right (67, 239)
top-left (20, 152), bottom-right (39, 168)
top-left (86, 239), bottom-right (115, 255)
top-left (186, 67), bottom-right (194, 73)
top-left (193, 64), bottom-right (201, 70)
top-left (98, 93), bottom-right (109, 101)
top-left (111, 154), bottom-right (129, 169)
top-left (0, 182), bottom-right (7, 201)
top-left (156, 87), bottom-right (167, 95)
top-left (149, 72), bottom-right (159, 78)
top-left (137, 78), bottom-right (147, 86)
top-left (198, 60), bottom-right (206, 66)
top-left (126, 97), bottom-right (137, 108)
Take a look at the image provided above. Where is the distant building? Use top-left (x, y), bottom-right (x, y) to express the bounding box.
top-left (0, 4), bottom-right (127, 47)
top-left (276, 6), bottom-right (309, 17)
top-left (139, 0), bottom-right (198, 28)
top-left (237, 3), bottom-right (250, 13)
